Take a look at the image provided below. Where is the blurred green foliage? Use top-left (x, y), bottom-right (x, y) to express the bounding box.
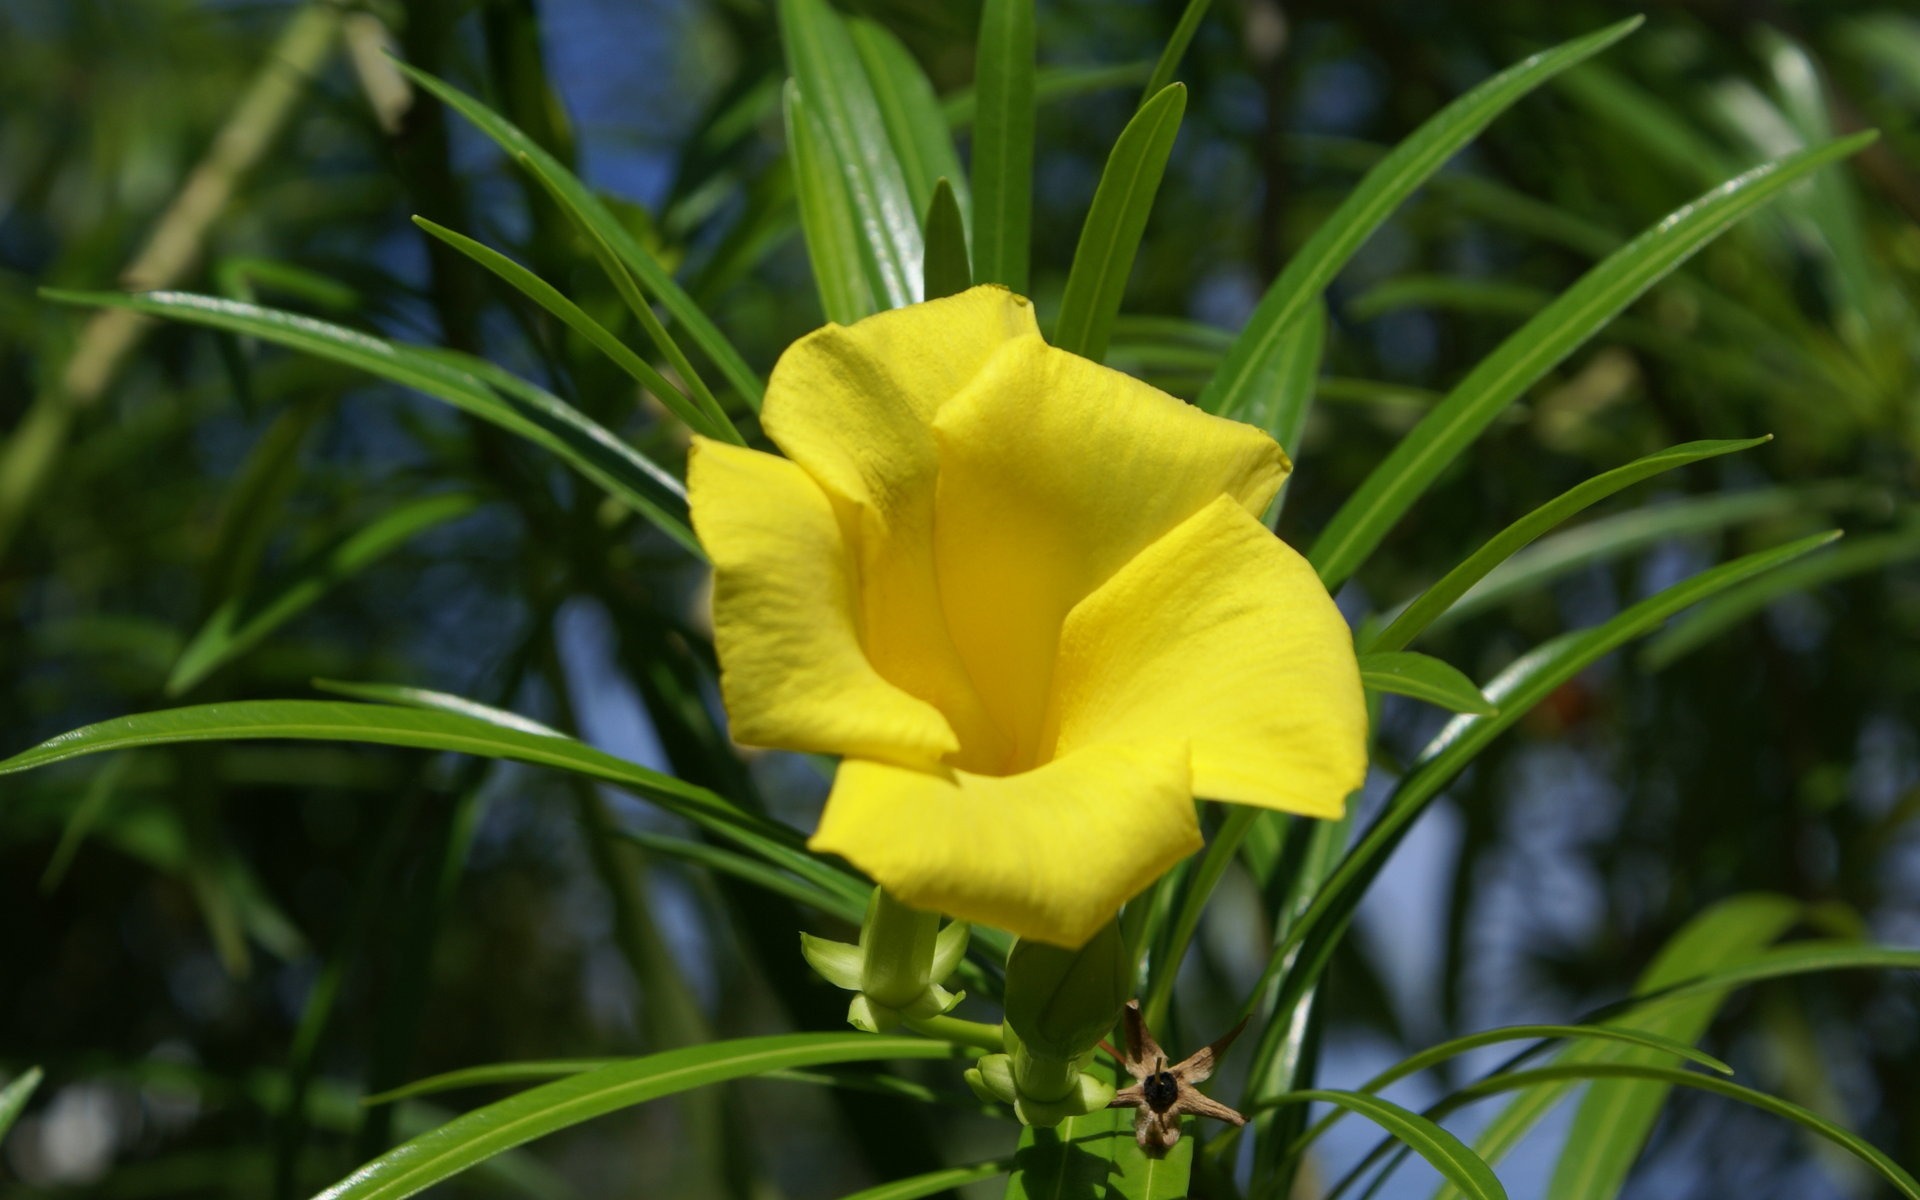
top-left (2, 1), bottom-right (1918, 1197)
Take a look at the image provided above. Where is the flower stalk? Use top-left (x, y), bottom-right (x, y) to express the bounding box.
top-left (801, 889), bottom-right (968, 1032)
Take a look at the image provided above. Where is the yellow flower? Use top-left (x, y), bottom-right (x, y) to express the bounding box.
top-left (688, 285), bottom-right (1366, 947)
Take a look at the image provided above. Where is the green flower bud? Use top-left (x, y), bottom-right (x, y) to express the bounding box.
top-left (1002, 921), bottom-right (1128, 1060)
top-left (800, 889), bottom-right (968, 1032)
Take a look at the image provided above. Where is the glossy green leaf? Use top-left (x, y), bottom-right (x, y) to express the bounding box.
top-left (1003, 1107), bottom-right (1128, 1200)
top-left (842, 1160), bottom-right (1012, 1200)
top-left (1370, 437), bottom-right (1772, 653)
top-left (1431, 893), bottom-right (1800, 1200)
top-left (1267, 1090), bottom-right (1507, 1200)
top-left (1141, 0), bottom-right (1211, 103)
top-left (364, 1061), bottom-right (614, 1106)
top-left (780, 0), bottom-right (922, 307)
top-left (970, 0), bottom-right (1036, 291)
top-left (786, 81), bottom-right (878, 323)
top-left (1197, 18), bottom-right (1642, 420)
top-left (1436, 485), bottom-right (1845, 629)
top-left (40, 289), bottom-right (699, 555)
top-left (304, 680), bottom-right (859, 904)
top-left (1052, 83), bottom-right (1186, 362)
top-left (1110, 1128), bottom-right (1194, 1199)
top-left (850, 18), bottom-right (970, 229)
top-left (397, 63), bottom-right (764, 409)
top-left (922, 177), bottom-right (973, 300)
top-left (313, 1034), bottom-right (958, 1200)
top-left (0, 1067), bottom-right (43, 1143)
top-left (1249, 535), bottom-right (1839, 1084)
top-left (1140, 805), bottom-right (1256, 1031)
top-left (1620, 940), bottom-right (1920, 1019)
top-left (0, 700), bottom-right (784, 846)
top-left (1358, 651), bottom-right (1498, 715)
top-left (167, 494), bottom-right (477, 696)
top-left (622, 827), bottom-right (869, 924)
top-left (409, 216), bottom-right (698, 421)
top-left (1643, 522), bottom-right (1920, 668)
top-left (513, 151), bottom-right (738, 443)
top-left (1450, 1064), bottom-right (1920, 1200)
top-left (1308, 132), bottom-right (1874, 590)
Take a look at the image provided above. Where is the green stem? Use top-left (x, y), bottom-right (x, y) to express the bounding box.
top-left (904, 1014), bottom-right (1005, 1053)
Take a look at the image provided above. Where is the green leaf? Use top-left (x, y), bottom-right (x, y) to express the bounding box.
top-left (1307, 131), bottom-right (1875, 590)
top-left (1110, 1129), bottom-right (1194, 1199)
top-left (1140, 0), bottom-right (1211, 103)
top-left (1249, 536), bottom-right (1839, 1095)
top-left (780, 0), bottom-right (922, 307)
top-left (305, 680), bottom-right (861, 906)
top-left (1434, 485), bottom-right (1845, 630)
top-left (1431, 893), bottom-right (1801, 1200)
top-left (1617, 940), bottom-right (1920, 1022)
top-left (970, 0), bottom-right (1036, 291)
top-left (397, 62), bottom-right (763, 409)
top-left (840, 1160), bottom-right (1013, 1200)
top-left (364, 1061), bottom-right (615, 1106)
top-left (40, 289), bottom-right (699, 556)
top-left (786, 82), bottom-right (879, 324)
top-left (1369, 438), bottom-right (1772, 653)
top-left (312, 1034), bottom-right (958, 1200)
top-left (0, 1067), bottom-right (43, 1143)
top-left (1266, 1090), bottom-right (1507, 1200)
top-left (1231, 300), bottom-right (1324, 449)
top-left (513, 152), bottom-right (739, 443)
top-left (850, 18), bottom-right (970, 230)
top-left (0, 700), bottom-right (784, 848)
top-left (1642, 522), bottom-right (1920, 669)
top-left (922, 178), bottom-right (973, 300)
top-left (1196, 18), bottom-right (1643, 420)
top-left (167, 493), bottom-right (478, 696)
top-left (1003, 1107), bottom-right (1127, 1200)
top-left (1450, 1064), bottom-right (1920, 1200)
top-left (1358, 651), bottom-right (1497, 716)
top-left (622, 827), bottom-right (869, 924)
top-left (1140, 806), bottom-right (1257, 1031)
top-left (1052, 83), bottom-right (1186, 362)
top-left (409, 216), bottom-right (700, 422)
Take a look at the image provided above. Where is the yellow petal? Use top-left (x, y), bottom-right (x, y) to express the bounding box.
top-left (687, 437), bottom-right (957, 763)
top-left (930, 337), bottom-right (1291, 771)
top-left (761, 285), bottom-right (1041, 769)
top-left (1044, 495), bottom-right (1367, 817)
top-left (810, 744), bottom-right (1202, 947)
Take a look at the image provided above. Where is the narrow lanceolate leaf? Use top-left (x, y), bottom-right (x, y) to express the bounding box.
top-left (1248, 535), bottom-right (1840, 1080)
top-left (39, 290), bottom-right (698, 555)
top-left (312, 1035), bottom-right (958, 1200)
top-left (1369, 437), bottom-right (1772, 653)
top-left (1052, 83), bottom-right (1186, 362)
top-left (787, 82), bottom-right (878, 323)
top-left (1358, 651), bottom-right (1497, 716)
top-left (970, 0), bottom-right (1036, 291)
top-left (1141, 0), bottom-right (1211, 103)
top-left (922, 178), bottom-right (973, 300)
top-left (409, 216), bottom-right (699, 419)
top-left (167, 494), bottom-right (478, 696)
top-left (0, 700), bottom-right (783, 845)
top-left (1429, 894), bottom-right (1801, 1200)
top-left (514, 151), bottom-right (740, 443)
top-left (1197, 17), bottom-right (1643, 419)
top-left (1308, 132), bottom-right (1875, 590)
top-left (1642, 522), bottom-right (1920, 668)
top-left (1265, 1090), bottom-right (1507, 1200)
top-left (780, 0), bottom-right (923, 306)
top-left (1450, 1065), bottom-right (1920, 1200)
top-left (0, 1068), bottom-right (43, 1143)
top-left (944, 62), bottom-right (1150, 129)
top-left (850, 18), bottom-right (970, 228)
top-left (397, 63), bottom-right (763, 408)
top-left (841, 1160), bottom-right (1012, 1200)
top-left (305, 680), bottom-right (860, 903)
top-left (1436, 485), bottom-right (1844, 629)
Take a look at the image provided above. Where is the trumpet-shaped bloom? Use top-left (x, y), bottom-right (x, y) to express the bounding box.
top-left (689, 285), bottom-right (1366, 946)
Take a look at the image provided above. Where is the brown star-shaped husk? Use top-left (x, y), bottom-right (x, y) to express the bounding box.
top-left (1104, 999), bottom-right (1248, 1152)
